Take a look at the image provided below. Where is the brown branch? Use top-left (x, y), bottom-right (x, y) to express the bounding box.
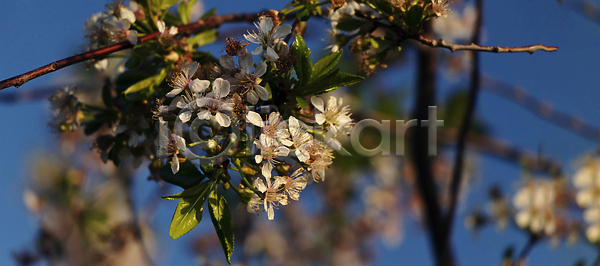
top-left (0, 12), bottom-right (261, 91)
top-left (439, 128), bottom-right (562, 175)
top-left (443, 0), bottom-right (484, 255)
top-left (413, 36), bottom-right (558, 54)
top-left (481, 76), bottom-right (600, 142)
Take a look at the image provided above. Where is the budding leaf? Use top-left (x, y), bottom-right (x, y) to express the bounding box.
top-left (158, 161), bottom-right (206, 189)
top-left (160, 0), bottom-right (180, 10)
top-left (133, 40), bottom-right (161, 59)
top-left (178, 0), bottom-right (197, 24)
top-left (208, 190), bottom-right (235, 264)
top-left (123, 68), bottom-right (167, 95)
top-left (167, 181), bottom-right (213, 239)
top-left (187, 29), bottom-right (218, 50)
top-left (296, 96), bottom-right (309, 109)
top-left (299, 70), bottom-right (364, 96)
top-left (291, 33), bottom-right (312, 87)
top-left (369, 0), bottom-right (394, 15)
top-left (311, 50), bottom-right (342, 81)
top-left (296, 9), bottom-right (310, 22)
top-left (335, 18), bottom-right (363, 32)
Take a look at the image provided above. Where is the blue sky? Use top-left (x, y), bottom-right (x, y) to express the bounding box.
top-left (1, 0), bottom-right (600, 265)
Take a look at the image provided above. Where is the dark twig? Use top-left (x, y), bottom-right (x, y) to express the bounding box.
top-left (515, 234), bottom-right (539, 265)
top-left (413, 36), bottom-right (558, 54)
top-left (0, 12), bottom-right (261, 91)
top-left (443, 0), bottom-right (484, 251)
top-left (410, 21), bottom-right (452, 266)
top-left (481, 76), bottom-right (600, 142)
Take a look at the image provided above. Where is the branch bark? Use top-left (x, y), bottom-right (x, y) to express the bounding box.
top-left (413, 36), bottom-right (558, 54)
top-left (0, 12), bottom-right (261, 91)
top-left (443, 0), bottom-right (484, 255)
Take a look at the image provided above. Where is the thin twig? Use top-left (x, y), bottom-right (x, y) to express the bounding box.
top-left (0, 12), bottom-right (261, 91)
top-left (515, 234), bottom-right (538, 265)
top-left (413, 36), bottom-right (558, 54)
top-left (443, 0), bottom-right (484, 251)
top-left (481, 76), bottom-right (600, 142)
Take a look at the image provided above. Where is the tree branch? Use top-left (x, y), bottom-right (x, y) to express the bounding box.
top-left (481, 76), bottom-right (600, 142)
top-left (413, 36), bottom-right (558, 54)
top-left (443, 0), bottom-right (484, 253)
top-left (0, 12), bottom-right (261, 91)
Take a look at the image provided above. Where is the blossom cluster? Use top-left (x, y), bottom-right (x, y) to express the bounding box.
top-left (573, 156), bottom-right (600, 243)
top-left (84, 0), bottom-right (139, 49)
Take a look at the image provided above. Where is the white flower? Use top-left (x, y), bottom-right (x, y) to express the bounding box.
top-left (573, 157), bottom-right (600, 208)
top-left (432, 0), bottom-right (451, 18)
top-left (513, 179), bottom-right (558, 235)
top-left (166, 61), bottom-right (202, 97)
top-left (244, 16), bottom-right (292, 61)
top-left (246, 111), bottom-right (292, 146)
top-left (305, 140), bottom-right (333, 182)
top-left (311, 95), bottom-right (353, 150)
top-left (156, 120), bottom-right (188, 174)
top-left (157, 20), bottom-right (178, 46)
top-left (254, 134), bottom-right (290, 178)
top-left (288, 116), bottom-right (312, 162)
top-left (281, 168), bottom-right (307, 201)
top-left (247, 176), bottom-right (288, 220)
top-left (196, 78), bottom-right (234, 127)
top-left (585, 206), bottom-right (600, 243)
top-left (104, 17), bottom-right (138, 45)
top-left (235, 53), bottom-right (270, 104)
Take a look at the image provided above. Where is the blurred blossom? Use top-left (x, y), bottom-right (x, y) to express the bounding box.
top-left (513, 178), bottom-right (560, 235)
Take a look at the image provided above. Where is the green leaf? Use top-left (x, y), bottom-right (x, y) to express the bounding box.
top-left (335, 18), bottom-right (363, 32)
top-left (201, 8), bottom-right (217, 20)
top-left (168, 181), bottom-right (214, 239)
top-left (299, 70), bottom-right (364, 96)
top-left (124, 55), bottom-right (142, 69)
top-left (290, 33), bottom-right (312, 87)
top-left (296, 9), bottom-right (310, 22)
top-left (208, 190), bottom-right (235, 264)
top-left (187, 29), bottom-right (218, 50)
top-left (158, 161), bottom-right (206, 189)
top-left (405, 4), bottom-right (425, 30)
top-left (160, 0), bottom-right (180, 10)
top-left (178, 0), bottom-right (196, 24)
top-left (311, 50), bottom-right (342, 81)
top-left (163, 179), bottom-right (213, 200)
top-left (123, 68), bottom-right (167, 95)
top-left (369, 0), bottom-right (393, 15)
top-left (132, 40), bottom-right (161, 59)
top-left (296, 96), bottom-right (308, 109)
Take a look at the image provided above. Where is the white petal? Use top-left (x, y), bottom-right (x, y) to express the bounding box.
top-left (215, 112), bottom-right (231, 127)
top-left (247, 91), bottom-right (259, 104)
top-left (197, 109), bottom-right (211, 120)
top-left (196, 97), bottom-right (209, 108)
top-left (255, 178), bottom-right (267, 192)
top-left (515, 211), bottom-right (530, 229)
top-left (178, 110), bottom-right (192, 123)
top-left (277, 146), bottom-right (290, 157)
top-left (246, 111), bottom-right (265, 127)
top-left (171, 157), bottom-right (180, 174)
top-left (255, 85), bottom-right (269, 101)
top-left (213, 78), bottom-right (230, 97)
top-left (244, 33), bottom-right (259, 44)
top-left (169, 26), bottom-right (178, 35)
top-left (219, 55), bottom-right (236, 70)
top-left (189, 79), bottom-right (210, 93)
top-left (315, 114), bottom-right (325, 125)
top-left (127, 30), bottom-right (138, 45)
top-left (296, 149), bottom-right (310, 162)
top-left (588, 225), bottom-right (600, 243)
top-left (252, 46), bottom-right (263, 55)
top-left (175, 135), bottom-right (187, 150)
top-left (255, 154), bottom-right (262, 164)
top-left (265, 47), bottom-right (279, 61)
top-left (121, 8), bottom-right (136, 23)
top-left (280, 138), bottom-right (293, 147)
top-left (156, 20), bottom-right (166, 33)
top-left (114, 125), bottom-right (128, 134)
top-left (272, 24), bottom-right (292, 40)
top-left (267, 203), bottom-right (274, 220)
top-left (311, 96), bottom-right (325, 112)
top-left (166, 87), bottom-right (184, 97)
top-left (260, 17), bottom-right (273, 33)
top-left (262, 163), bottom-right (272, 178)
top-left (254, 61), bottom-right (267, 78)
top-left (239, 53), bottom-right (254, 74)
